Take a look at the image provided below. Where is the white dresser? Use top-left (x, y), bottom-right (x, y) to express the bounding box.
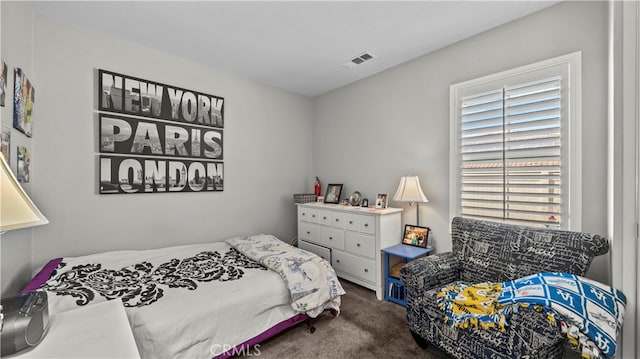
top-left (296, 202), bottom-right (402, 300)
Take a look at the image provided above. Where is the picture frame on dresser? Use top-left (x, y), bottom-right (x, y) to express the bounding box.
top-left (349, 191), bottom-right (362, 206)
top-left (375, 193), bottom-right (388, 209)
top-left (324, 184), bottom-right (342, 204)
top-left (402, 225), bottom-right (430, 248)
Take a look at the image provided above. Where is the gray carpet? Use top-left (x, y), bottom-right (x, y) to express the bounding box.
top-left (242, 280), bottom-right (450, 358)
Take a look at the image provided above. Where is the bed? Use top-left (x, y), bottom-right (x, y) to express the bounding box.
top-left (22, 234), bottom-right (345, 359)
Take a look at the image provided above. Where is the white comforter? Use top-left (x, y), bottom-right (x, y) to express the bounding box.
top-left (41, 242), bottom-right (299, 359)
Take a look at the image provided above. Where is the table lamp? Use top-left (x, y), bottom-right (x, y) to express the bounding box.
top-left (393, 175), bottom-right (428, 226)
top-left (0, 154), bottom-right (48, 232)
top-left (0, 154), bottom-right (50, 356)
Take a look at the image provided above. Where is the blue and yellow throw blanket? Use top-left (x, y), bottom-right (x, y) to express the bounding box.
top-left (437, 272), bottom-right (626, 359)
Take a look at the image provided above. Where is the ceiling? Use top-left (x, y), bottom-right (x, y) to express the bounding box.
top-left (31, 1), bottom-right (560, 97)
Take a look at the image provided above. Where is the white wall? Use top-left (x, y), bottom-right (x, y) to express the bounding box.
top-left (313, 1), bottom-right (610, 283)
top-left (0, 1), bottom-right (36, 296)
top-left (25, 14), bottom-right (314, 273)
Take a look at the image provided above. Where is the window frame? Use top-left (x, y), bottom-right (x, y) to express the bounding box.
top-left (449, 52), bottom-right (582, 230)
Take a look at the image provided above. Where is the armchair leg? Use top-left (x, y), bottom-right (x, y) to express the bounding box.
top-left (409, 330), bottom-right (430, 349)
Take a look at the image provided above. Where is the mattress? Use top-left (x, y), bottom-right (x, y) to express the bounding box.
top-left (24, 241), bottom-right (306, 359)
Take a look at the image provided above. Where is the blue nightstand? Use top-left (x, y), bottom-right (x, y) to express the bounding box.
top-left (382, 244), bottom-right (433, 306)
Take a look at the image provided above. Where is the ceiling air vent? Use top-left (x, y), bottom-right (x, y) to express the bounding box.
top-left (343, 52), bottom-right (376, 69)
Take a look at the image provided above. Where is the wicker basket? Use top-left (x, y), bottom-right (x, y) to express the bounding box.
top-left (293, 193), bottom-right (317, 204)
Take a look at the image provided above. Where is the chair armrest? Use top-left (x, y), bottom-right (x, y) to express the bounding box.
top-left (400, 252), bottom-right (461, 291)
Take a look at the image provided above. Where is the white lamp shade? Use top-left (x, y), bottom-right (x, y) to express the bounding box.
top-left (393, 176), bottom-right (428, 203)
top-left (0, 155), bottom-right (48, 232)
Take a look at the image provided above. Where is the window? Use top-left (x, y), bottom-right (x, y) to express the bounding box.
top-left (449, 53), bottom-right (581, 229)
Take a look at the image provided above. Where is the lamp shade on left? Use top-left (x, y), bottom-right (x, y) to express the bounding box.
top-left (0, 155), bottom-right (48, 232)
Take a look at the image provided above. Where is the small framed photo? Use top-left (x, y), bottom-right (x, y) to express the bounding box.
top-left (402, 225), bottom-right (430, 248)
top-left (324, 184), bottom-right (343, 204)
top-left (361, 198), bottom-right (369, 207)
top-left (316, 196), bottom-right (324, 203)
top-left (375, 193), bottom-right (388, 209)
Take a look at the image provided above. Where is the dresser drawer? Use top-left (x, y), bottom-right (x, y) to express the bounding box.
top-left (343, 213), bottom-right (376, 235)
top-left (298, 222), bottom-right (320, 244)
top-left (320, 227), bottom-right (345, 250)
top-left (298, 207), bottom-right (320, 223)
top-left (330, 211), bottom-right (345, 229)
top-left (332, 251), bottom-right (376, 283)
top-left (307, 209), bottom-right (320, 223)
top-left (345, 232), bottom-right (375, 259)
top-left (299, 240), bottom-right (331, 262)
top-left (317, 210), bottom-right (332, 226)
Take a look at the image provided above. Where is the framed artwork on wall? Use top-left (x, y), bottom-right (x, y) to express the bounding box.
top-left (1, 125), bottom-right (10, 161)
top-left (0, 61), bottom-right (7, 107)
top-left (324, 184), bottom-right (343, 204)
top-left (17, 146), bottom-right (30, 183)
top-left (97, 69), bottom-right (224, 195)
top-left (13, 68), bottom-right (34, 137)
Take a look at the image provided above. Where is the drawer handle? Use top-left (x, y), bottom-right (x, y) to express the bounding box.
top-left (349, 221), bottom-right (353, 224)
top-left (335, 218), bottom-right (339, 222)
top-left (306, 231), bottom-right (311, 234)
top-left (323, 216), bottom-right (327, 220)
top-left (336, 260), bottom-right (340, 263)
top-left (302, 213), bottom-right (306, 216)
top-left (364, 268), bottom-right (369, 273)
top-left (364, 223), bottom-right (369, 227)
top-left (357, 243), bottom-right (361, 247)
top-left (329, 237), bottom-right (333, 240)
top-left (312, 214), bottom-right (316, 218)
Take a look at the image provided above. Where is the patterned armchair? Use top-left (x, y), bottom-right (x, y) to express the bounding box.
top-left (400, 217), bottom-right (609, 359)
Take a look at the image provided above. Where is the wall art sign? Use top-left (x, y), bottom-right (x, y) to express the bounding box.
top-left (97, 69), bottom-right (224, 194)
top-left (13, 68), bottom-right (35, 137)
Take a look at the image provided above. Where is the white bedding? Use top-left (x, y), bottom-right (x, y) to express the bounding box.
top-left (40, 241), bottom-right (300, 359)
top-left (227, 234), bottom-right (345, 317)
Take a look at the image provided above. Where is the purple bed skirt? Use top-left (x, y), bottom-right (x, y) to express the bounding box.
top-left (22, 257), bottom-right (63, 293)
top-left (21, 257), bottom-right (312, 359)
top-left (215, 313), bottom-right (308, 359)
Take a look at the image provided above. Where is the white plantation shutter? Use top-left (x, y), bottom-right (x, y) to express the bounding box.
top-left (460, 89), bottom-right (507, 221)
top-left (504, 78), bottom-right (562, 225)
top-left (451, 53), bottom-right (581, 229)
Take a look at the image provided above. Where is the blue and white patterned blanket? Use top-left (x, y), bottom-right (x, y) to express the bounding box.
top-left (226, 234), bottom-right (346, 318)
top-left (438, 272), bottom-right (626, 358)
top-left (499, 272), bottom-right (625, 358)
